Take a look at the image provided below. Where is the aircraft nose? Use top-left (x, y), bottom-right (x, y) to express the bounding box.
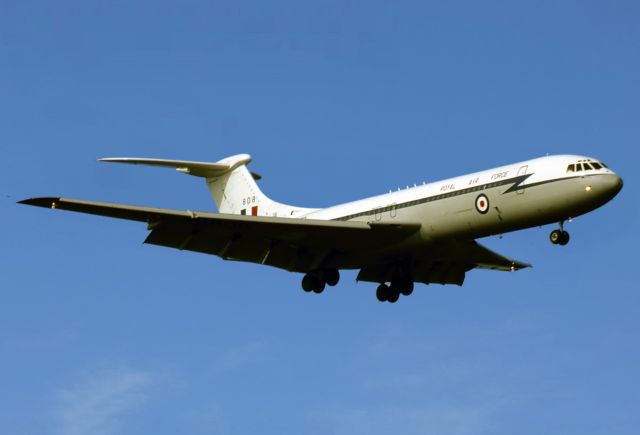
top-left (609, 173), bottom-right (623, 194)
top-left (615, 174), bottom-right (623, 191)
top-left (594, 173), bottom-right (623, 199)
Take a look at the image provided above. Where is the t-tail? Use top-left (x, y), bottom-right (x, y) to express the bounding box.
top-left (99, 153), bottom-right (317, 217)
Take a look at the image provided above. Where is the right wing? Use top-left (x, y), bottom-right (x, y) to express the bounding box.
top-left (357, 240), bottom-right (531, 286)
top-left (19, 197), bottom-right (421, 272)
top-left (442, 240), bottom-right (532, 271)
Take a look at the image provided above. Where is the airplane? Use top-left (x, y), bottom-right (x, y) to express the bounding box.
top-left (19, 153), bottom-right (623, 303)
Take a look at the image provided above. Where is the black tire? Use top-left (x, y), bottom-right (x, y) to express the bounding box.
top-left (312, 279), bottom-right (326, 294)
top-left (376, 284), bottom-right (389, 302)
top-left (549, 229), bottom-right (561, 244)
top-left (387, 290), bottom-right (400, 303)
top-left (400, 281), bottom-right (414, 296)
top-left (558, 231), bottom-right (570, 246)
top-left (301, 274), bottom-right (314, 292)
top-left (325, 269), bottom-right (340, 287)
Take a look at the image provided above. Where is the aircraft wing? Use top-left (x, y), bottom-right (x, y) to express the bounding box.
top-left (19, 197), bottom-right (421, 272)
top-left (447, 240), bottom-right (532, 272)
top-left (357, 240), bottom-right (530, 286)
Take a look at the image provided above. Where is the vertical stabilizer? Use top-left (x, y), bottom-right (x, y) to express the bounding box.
top-left (205, 154), bottom-right (317, 217)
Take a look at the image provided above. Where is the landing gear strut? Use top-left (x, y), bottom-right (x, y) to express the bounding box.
top-left (550, 221), bottom-right (570, 246)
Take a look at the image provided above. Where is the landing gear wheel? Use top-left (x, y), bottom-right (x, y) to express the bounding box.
top-left (387, 290), bottom-right (400, 303)
top-left (400, 281), bottom-right (414, 296)
top-left (550, 229), bottom-right (570, 245)
top-left (391, 275), bottom-right (413, 297)
top-left (301, 274), bottom-right (314, 292)
top-left (558, 231), bottom-right (570, 246)
top-left (312, 280), bottom-right (326, 294)
top-left (325, 269), bottom-right (340, 287)
top-left (376, 284), bottom-right (389, 302)
top-left (302, 274), bottom-right (325, 293)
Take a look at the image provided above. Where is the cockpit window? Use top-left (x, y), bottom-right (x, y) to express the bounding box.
top-left (568, 160), bottom-right (607, 173)
top-left (601, 162), bottom-right (608, 168)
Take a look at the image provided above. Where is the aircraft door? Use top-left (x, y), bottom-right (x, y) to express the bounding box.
top-left (517, 165), bottom-right (528, 194)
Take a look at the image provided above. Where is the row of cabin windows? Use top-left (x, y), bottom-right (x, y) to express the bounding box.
top-left (338, 180), bottom-right (505, 221)
top-left (566, 161), bottom-right (607, 173)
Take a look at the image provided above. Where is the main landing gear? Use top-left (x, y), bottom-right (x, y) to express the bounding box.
top-left (300, 269), bottom-right (415, 303)
top-left (376, 276), bottom-right (414, 304)
top-left (549, 221), bottom-right (570, 246)
top-left (301, 269), bottom-right (340, 294)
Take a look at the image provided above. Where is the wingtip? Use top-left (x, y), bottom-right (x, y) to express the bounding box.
top-left (98, 157), bottom-right (137, 163)
top-left (514, 262), bottom-right (533, 270)
top-left (17, 197), bottom-right (61, 208)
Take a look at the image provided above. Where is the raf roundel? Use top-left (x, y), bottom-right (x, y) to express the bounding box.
top-left (475, 194), bottom-right (490, 214)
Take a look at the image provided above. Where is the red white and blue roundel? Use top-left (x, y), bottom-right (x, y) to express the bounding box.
top-left (475, 194), bottom-right (489, 214)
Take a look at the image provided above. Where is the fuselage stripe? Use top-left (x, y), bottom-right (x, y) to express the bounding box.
top-left (333, 173), bottom-right (590, 222)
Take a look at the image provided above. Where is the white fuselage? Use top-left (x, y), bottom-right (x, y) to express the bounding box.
top-left (303, 155), bottom-right (622, 244)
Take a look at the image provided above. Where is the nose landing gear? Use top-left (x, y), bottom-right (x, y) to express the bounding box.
top-left (550, 221), bottom-right (570, 246)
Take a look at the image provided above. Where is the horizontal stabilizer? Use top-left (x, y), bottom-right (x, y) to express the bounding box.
top-left (99, 154), bottom-right (261, 180)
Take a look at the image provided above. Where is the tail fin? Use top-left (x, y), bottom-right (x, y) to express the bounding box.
top-left (205, 154), bottom-right (317, 217)
top-left (99, 153), bottom-right (316, 218)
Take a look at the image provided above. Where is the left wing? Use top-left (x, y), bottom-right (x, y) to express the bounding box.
top-left (19, 197), bottom-right (421, 272)
top-left (19, 197), bottom-right (529, 281)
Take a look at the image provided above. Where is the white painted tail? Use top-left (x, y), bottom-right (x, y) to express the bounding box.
top-left (206, 154), bottom-right (316, 217)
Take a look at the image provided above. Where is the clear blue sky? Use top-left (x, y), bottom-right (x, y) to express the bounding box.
top-left (2, 1), bottom-right (639, 434)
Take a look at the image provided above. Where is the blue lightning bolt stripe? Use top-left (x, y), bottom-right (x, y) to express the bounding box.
top-left (501, 173), bottom-right (535, 194)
